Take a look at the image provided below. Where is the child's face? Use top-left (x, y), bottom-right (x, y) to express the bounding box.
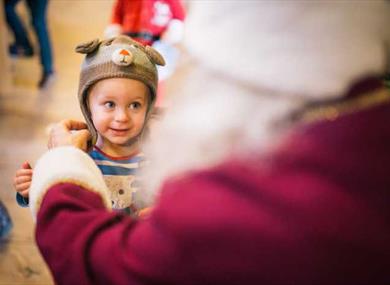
top-left (88, 78), bottom-right (149, 147)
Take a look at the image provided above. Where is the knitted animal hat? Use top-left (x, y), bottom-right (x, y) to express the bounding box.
top-left (76, 35), bottom-right (165, 146)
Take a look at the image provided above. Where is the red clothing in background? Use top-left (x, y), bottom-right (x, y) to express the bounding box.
top-left (36, 81), bottom-right (390, 284)
top-left (111, 0), bottom-right (185, 45)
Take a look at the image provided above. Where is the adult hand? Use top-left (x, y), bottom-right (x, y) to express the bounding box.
top-left (48, 120), bottom-right (91, 151)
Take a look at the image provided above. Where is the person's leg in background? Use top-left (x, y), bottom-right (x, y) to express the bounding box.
top-left (4, 0), bottom-right (34, 56)
top-left (0, 200), bottom-right (12, 240)
top-left (26, 0), bottom-right (54, 88)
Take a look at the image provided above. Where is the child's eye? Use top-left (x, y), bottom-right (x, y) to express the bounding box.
top-left (129, 102), bottom-right (141, 110)
top-left (104, 101), bottom-right (115, 109)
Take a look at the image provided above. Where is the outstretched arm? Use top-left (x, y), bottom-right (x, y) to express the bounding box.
top-left (33, 119), bottom-right (183, 284)
top-left (31, 147), bottom-right (186, 285)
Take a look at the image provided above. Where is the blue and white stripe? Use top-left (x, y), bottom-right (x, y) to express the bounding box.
top-left (89, 148), bottom-right (145, 176)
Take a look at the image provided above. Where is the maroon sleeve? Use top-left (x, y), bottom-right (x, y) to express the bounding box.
top-left (35, 167), bottom-right (281, 285)
top-left (36, 183), bottom-right (187, 285)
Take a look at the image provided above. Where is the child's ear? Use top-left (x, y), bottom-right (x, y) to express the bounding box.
top-left (75, 38), bottom-right (101, 54)
top-left (145, 46), bottom-right (166, 66)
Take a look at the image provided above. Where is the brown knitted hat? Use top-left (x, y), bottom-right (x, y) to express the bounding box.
top-left (76, 35), bottom-right (165, 146)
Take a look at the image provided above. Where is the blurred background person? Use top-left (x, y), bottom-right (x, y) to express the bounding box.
top-left (104, 0), bottom-right (186, 108)
top-left (4, 0), bottom-right (54, 88)
top-left (27, 1), bottom-right (390, 284)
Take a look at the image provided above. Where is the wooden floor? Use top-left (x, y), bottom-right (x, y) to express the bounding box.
top-left (0, 2), bottom-right (113, 284)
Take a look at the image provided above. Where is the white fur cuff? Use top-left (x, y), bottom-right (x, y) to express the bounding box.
top-left (29, 146), bottom-right (111, 220)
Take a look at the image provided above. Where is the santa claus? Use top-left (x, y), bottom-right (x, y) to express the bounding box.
top-left (30, 2), bottom-right (390, 284)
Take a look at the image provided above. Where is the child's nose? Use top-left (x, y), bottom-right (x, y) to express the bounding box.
top-left (114, 109), bottom-right (130, 122)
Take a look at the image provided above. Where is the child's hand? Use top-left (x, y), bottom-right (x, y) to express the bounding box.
top-left (13, 162), bottom-right (33, 198)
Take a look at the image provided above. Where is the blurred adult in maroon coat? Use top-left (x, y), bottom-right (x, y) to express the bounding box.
top-left (29, 2), bottom-right (390, 285)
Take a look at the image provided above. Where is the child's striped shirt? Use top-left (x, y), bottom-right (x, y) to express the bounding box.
top-left (89, 146), bottom-right (147, 214)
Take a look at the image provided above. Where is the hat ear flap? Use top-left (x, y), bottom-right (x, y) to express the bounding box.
top-left (75, 38), bottom-right (101, 54)
top-left (145, 45), bottom-right (166, 66)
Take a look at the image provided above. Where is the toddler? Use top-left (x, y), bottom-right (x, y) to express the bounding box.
top-left (13, 35), bottom-right (165, 215)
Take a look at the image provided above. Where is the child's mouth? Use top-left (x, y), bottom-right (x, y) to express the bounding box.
top-left (109, 128), bottom-right (130, 136)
